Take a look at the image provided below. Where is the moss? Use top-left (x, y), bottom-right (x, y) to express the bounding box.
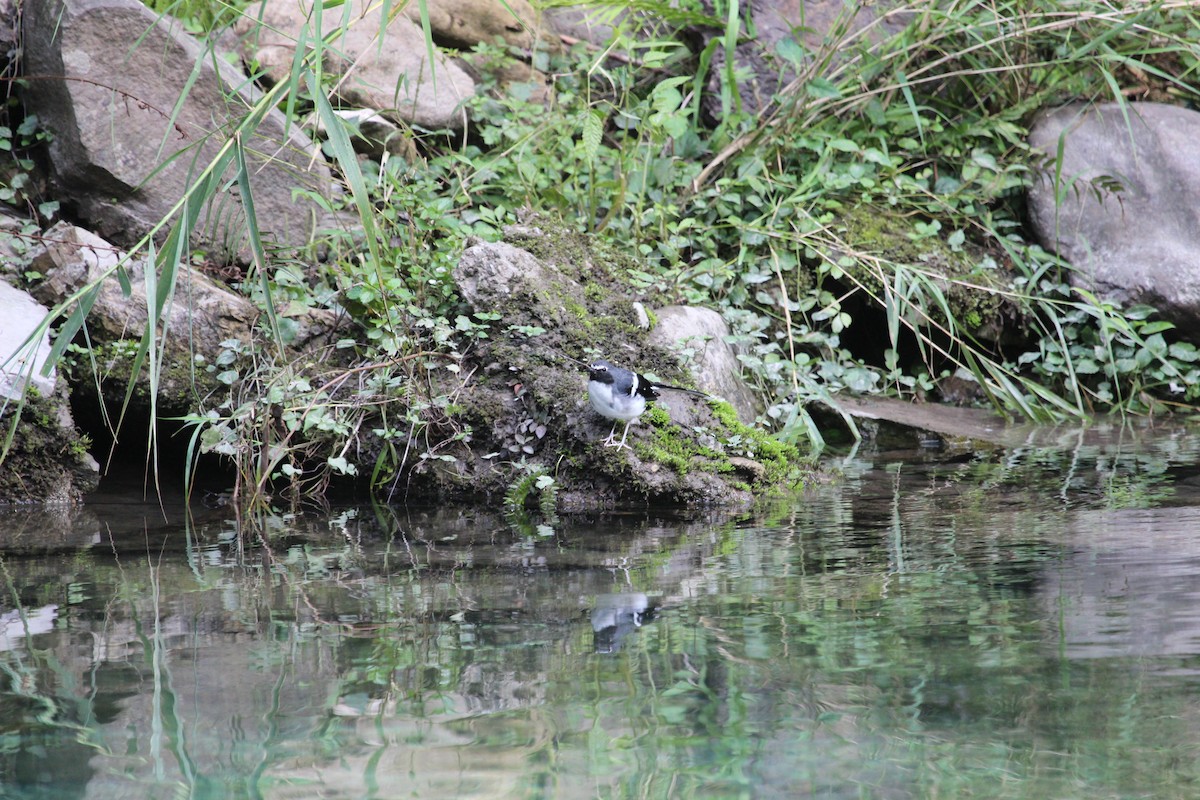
top-left (459, 385), bottom-right (511, 432)
top-left (503, 223), bottom-right (658, 365)
top-left (708, 400), bottom-right (806, 489)
top-left (507, 225), bottom-right (643, 287)
top-left (68, 339), bottom-right (219, 417)
top-left (0, 386), bottom-right (98, 504)
top-left (631, 405), bottom-right (732, 476)
top-left (583, 282), bottom-right (607, 303)
top-left (837, 203), bottom-right (1025, 341)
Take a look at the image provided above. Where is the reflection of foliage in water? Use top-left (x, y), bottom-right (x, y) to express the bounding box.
top-left (3, 458), bottom-right (1200, 796)
top-left (861, 421), bottom-right (1200, 513)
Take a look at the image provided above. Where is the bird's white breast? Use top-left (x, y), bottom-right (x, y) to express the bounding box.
top-left (588, 380), bottom-right (646, 422)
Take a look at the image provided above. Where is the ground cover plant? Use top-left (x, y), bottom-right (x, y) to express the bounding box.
top-left (5, 0), bottom-right (1200, 505)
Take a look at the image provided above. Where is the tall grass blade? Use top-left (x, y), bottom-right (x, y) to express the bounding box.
top-left (232, 132), bottom-right (283, 352)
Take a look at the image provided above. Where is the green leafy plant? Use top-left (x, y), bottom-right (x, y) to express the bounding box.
top-left (472, 0), bottom-right (1200, 442)
top-left (11, 0), bottom-right (1200, 505)
top-left (503, 464), bottom-right (558, 536)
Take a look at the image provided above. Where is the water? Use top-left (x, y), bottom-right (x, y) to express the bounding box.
top-left (5, 425), bottom-right (1200, 799)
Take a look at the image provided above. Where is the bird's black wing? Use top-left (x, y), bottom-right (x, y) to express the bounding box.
top-left (632, 373), bottom-right (661, 401)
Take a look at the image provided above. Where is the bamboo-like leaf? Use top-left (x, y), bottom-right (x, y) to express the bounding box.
top-left (895, 69), bottom-right (924, 145)
top-left (1049, 311), bottom-right (1085, 413)
top-left (885, 270), bottom-right (901, 349)
top-left (232, 132), bottom-right (283, 352)
top-left (720, 0), bottom-right (742, 120)
top-left (309, 71), bottom-right (384, 284)
top-left (116, 264), bottom-right (132, 297)
top-left (414, 0), bottom-right (438, 92)
top-left (692, 38), bottom-right (721, 127)
top-left (1067, 9), bottom-right (1141, 59)
top-left (42, 284), bottom-right (100, 372)
top-left (142, 241), bottom-right (162, 468)
top-left (776, 398), bottom-right (826, 449)
top-left (309, 71), bottom-right (398, 350)
top-left (283, 9), bottom-right (313, 136)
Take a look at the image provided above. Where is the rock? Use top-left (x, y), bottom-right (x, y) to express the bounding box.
top-left (0, 0), bottom-right (17, 67)
top-left (0, 280), bottom-right (56, 400)
top-left (454, 239), bottom-right (558, 308)
top-left (442, 229), bottom-right (804, 508)
top-left (405, 0), bottom-right (544, 50)
top-left (21, 0), bottom-right (333, 262)
top-left (701, 0), bottom-right (910, 121)
top-left (648, 305), bottom-right (760, 423)
top-left (236, 0), bottom-right (476, 131)
top-left (1027, 102), bottom-right (1200, 330)
top-left (728, 456), bottom-right (766, 480)
top-left (542, 5), bottom-right (676, 49)
top-left (833, 395), bottom-right (1017, 450)
top-left (29, 222), bottom-right (343, 415)
top-left (30, 223), bottom-right (252, 367)
top-left (542, 7), bottom-right (619, 46)
top-left (0, 279), bottom-right (99, 504)
top-left (317, 109), bottom-right (419, 160)
top-left (0, 391), bottom-right (100, 504)
top-left (457, 52), bottom-right (553, 108)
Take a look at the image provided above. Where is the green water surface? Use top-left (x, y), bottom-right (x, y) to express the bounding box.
top-left (4, 428), bottom-right (1200, 799)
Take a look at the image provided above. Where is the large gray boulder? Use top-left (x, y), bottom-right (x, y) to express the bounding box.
top-left (404, 0), bottom-right (545, 51)
top-left (648, 305), bottom-right (760, 424)
top-left (1028, 102), bottom-right (1200, 331)
top-left (0, 280), bottom-right (55, 401)
top-left (22, 0), bottom-right (334, 262)
top-left (236, 0), bottom-right (476, 131)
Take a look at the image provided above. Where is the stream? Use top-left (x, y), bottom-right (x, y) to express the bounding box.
top-left (4, 423), bottom-right (1200, 798)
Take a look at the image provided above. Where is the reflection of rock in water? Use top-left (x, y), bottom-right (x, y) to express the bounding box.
top-left (590, 593), bottom-right (654, 653)
top-left (0, 507), bottom-right (101, 552)
top-left (1043, 507), bottom-right (1200, 662)
top-left (0, 604), bottom-right (58, 652)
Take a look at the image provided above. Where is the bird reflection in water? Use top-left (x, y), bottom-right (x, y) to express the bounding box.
top-left (590, 592), bottom-right (656, 653)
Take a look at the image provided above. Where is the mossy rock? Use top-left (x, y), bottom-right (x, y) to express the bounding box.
top-left (836, 203), bottom-right (1031, 343)
top-left (0, 385), bottom-right (98, 504)
top-left (63, 338), bottom-right (221, 418)
top-left (399, 224), bottom-right (815, 509)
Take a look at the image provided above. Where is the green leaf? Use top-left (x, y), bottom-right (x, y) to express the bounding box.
top-left (582, 109), bottom-right (604, 164)
top-left (776, 37), bottom-right (806, 65)
top-left (1169, 342), bottom-right (1199, 362)
top-left (1137, 321), bottom-right (1174, 335)
top-left (805, 77), bottom-right (841, 99)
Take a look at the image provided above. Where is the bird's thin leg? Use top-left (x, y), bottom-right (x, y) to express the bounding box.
top-left (616, 420), bottom-right (633, 450)
top-left (602, 421), bottom-right (619, 446)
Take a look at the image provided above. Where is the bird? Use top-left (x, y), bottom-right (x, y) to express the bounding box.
top-left (586, 359), bottom-right (707, 450)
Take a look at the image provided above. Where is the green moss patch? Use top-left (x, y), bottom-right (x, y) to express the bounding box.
top-left (837, 204), bottom-right (1028, 342)
top-left (0, 387), bottom-right (98, 504)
